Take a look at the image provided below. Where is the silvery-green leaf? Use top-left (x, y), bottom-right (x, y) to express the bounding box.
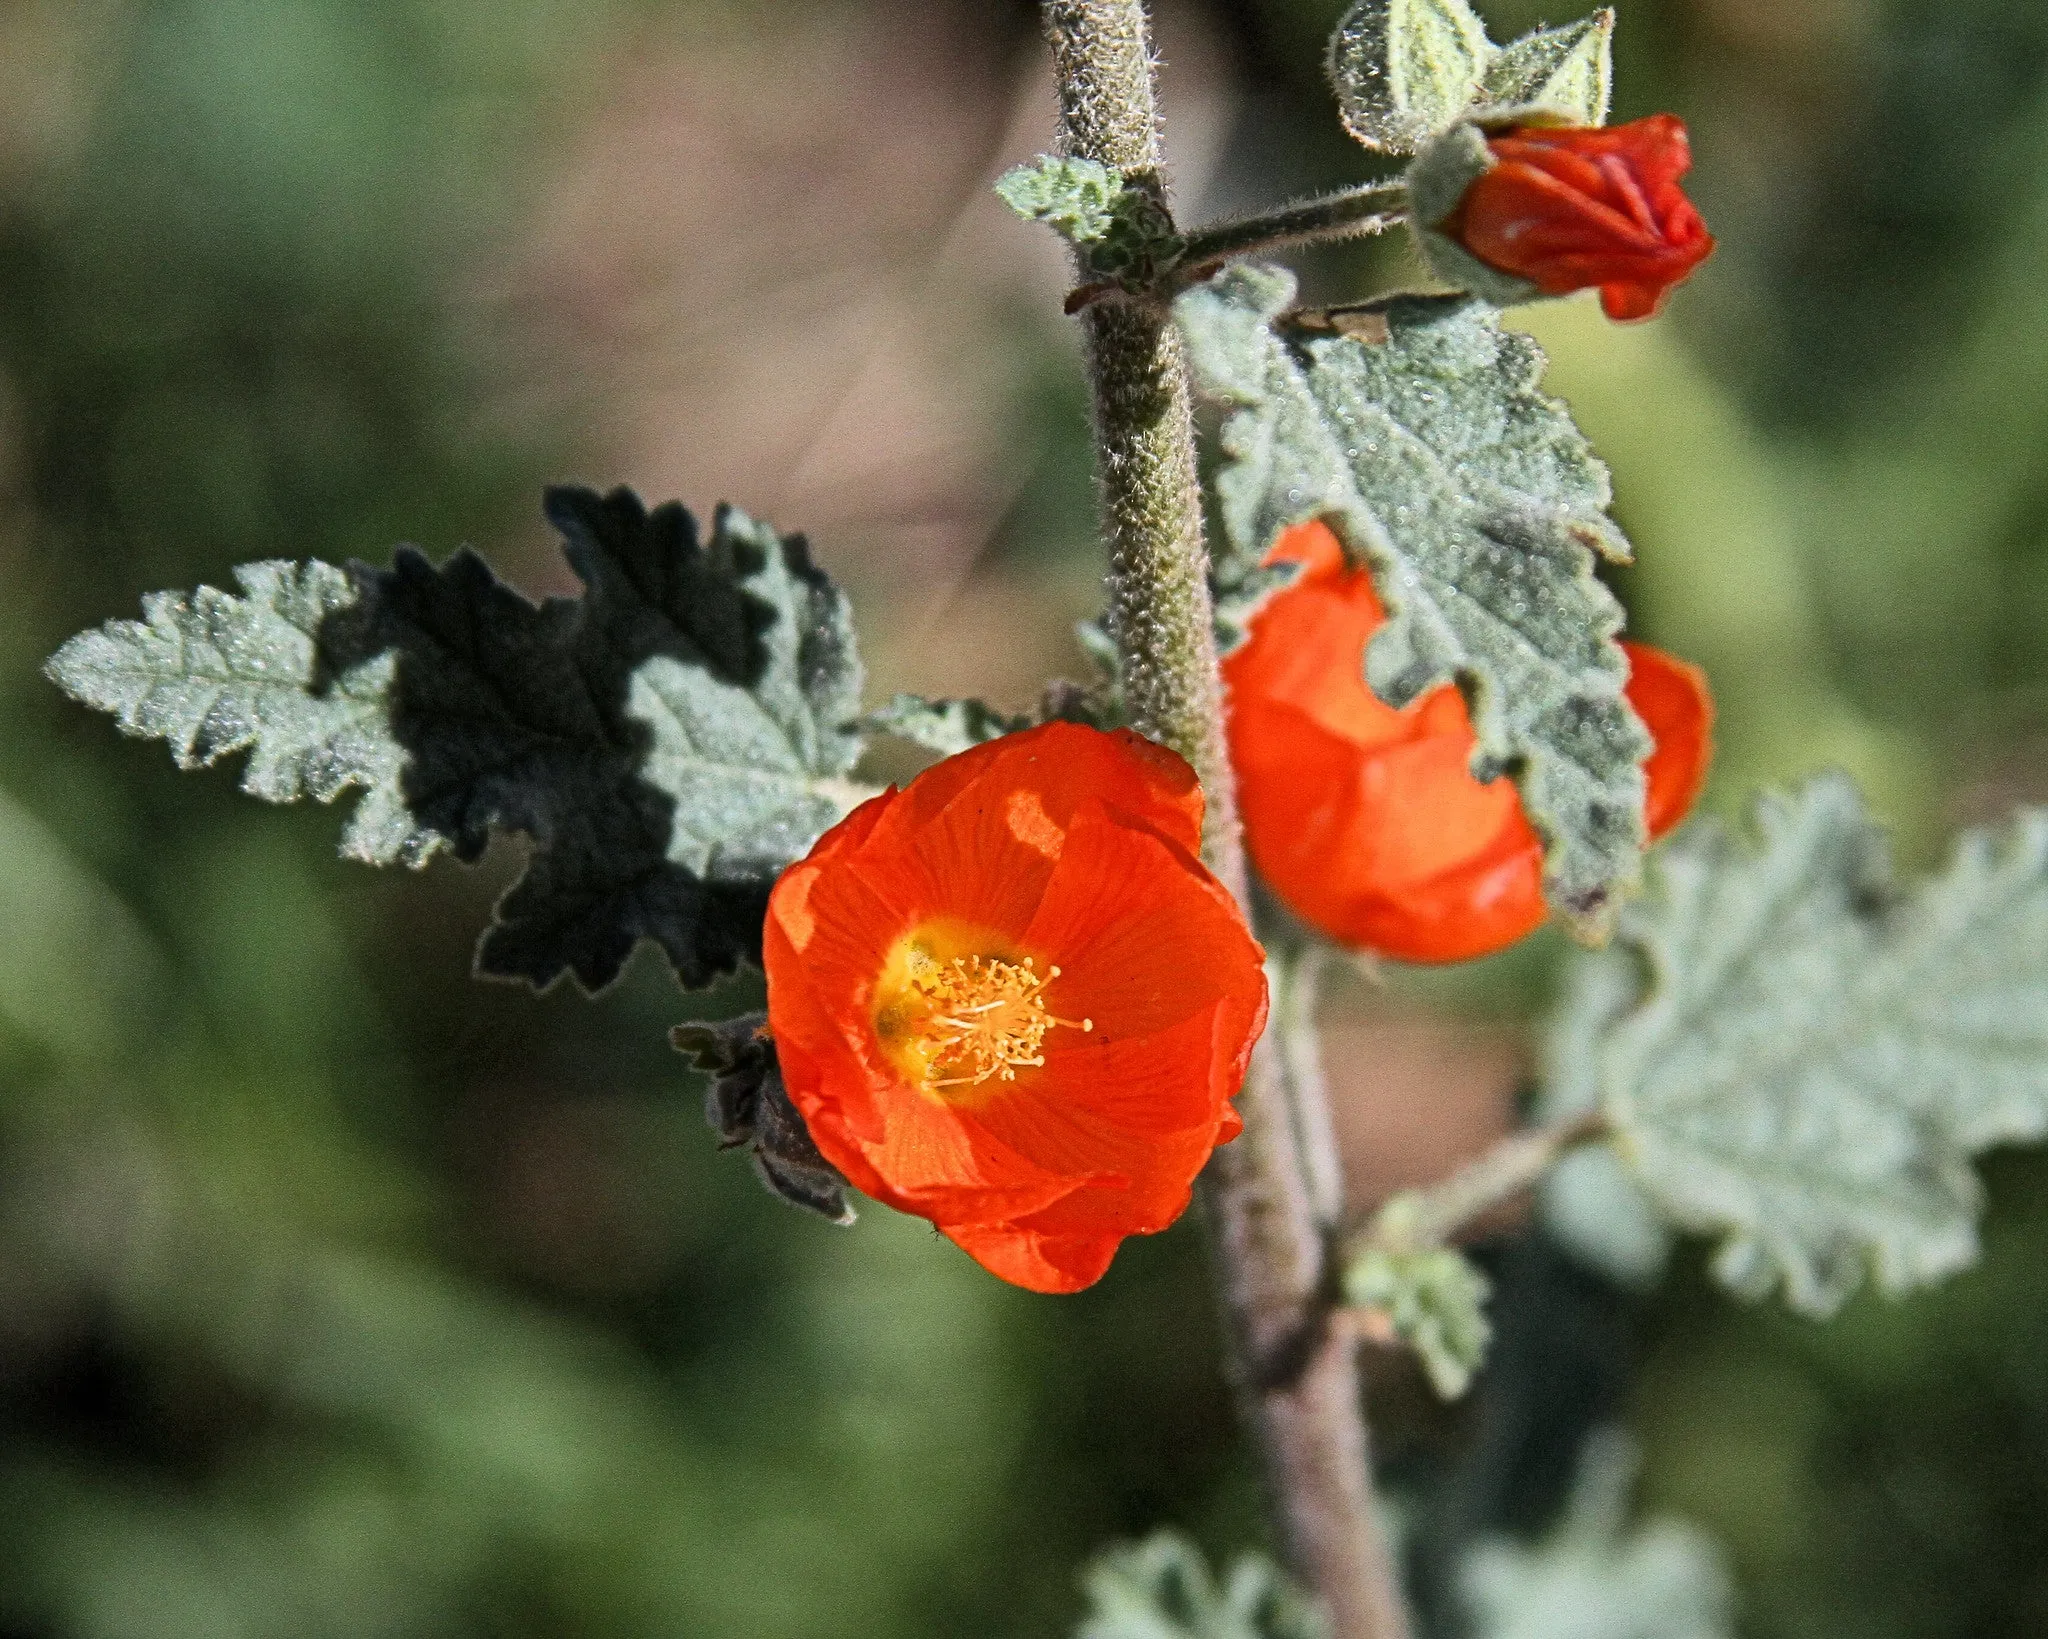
top-left (1345, 1236), bottom-right (1492, 1398)
top-left (1462, 1429), bottom-right (1734, 1639)
top-left (47, 485), bottom-right (867, 994)
top-left (1549, 777), bottom-right (2048, 1315)
top-left (1328, 0), bottom-right (1495, 155)
top-left (864, 694), bottom-right (1030, 758)
top-left (1176, 263), bottom-right (1646, 932)
top-left (1478, 11), bottom-right (1614, 125)
top-left (1076, 1532), bottom-right (1328, 1639)
top-left (996, 155), bottom-right (1124, 243)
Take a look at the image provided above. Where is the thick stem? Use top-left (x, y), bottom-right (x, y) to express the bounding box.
top-left (1175, 181), bottom-right (1409, 276)
top-left (1043, 6), bottom-right (1408, 1635)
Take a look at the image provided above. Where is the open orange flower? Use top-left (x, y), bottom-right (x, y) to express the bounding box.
top-left (1224, 521), bottom-right (1712, 963)
top-left (763, 721), bottom-right (1268, 1293)
top-left (1440, 114), bottom-right (1715, 321)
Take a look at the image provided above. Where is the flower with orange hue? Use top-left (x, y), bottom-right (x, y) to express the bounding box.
top-left (762, 721), bottom-right (1268, 1294)
top-left (1437, 114), bottom-right (1715, 321)
top-left (1224, 521), bottom-right (1712, 963)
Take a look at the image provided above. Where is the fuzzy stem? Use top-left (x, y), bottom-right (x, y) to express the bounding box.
top-left (1352, 1112), bottom-right (1610, 1258)
top-left (1043, 6), bottom-right (1408, 1635)
top-left (1175, 181), bottom-right (1409, 276)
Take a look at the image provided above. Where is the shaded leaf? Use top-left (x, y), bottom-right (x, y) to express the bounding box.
top-left (1545, 777), bottom-right (2048, 1314)
top-left (1176, 263), bottom-right (1646, 932)
top-left (1478, 12), bottom-right (1614, 124)
top-left (672, 1013), bottom-right (854, 1224)
top-left (46, 485), bottom-right (867, 993)
top-left (1327, 0), bottom-right (1493, 155)
top-left (1462, 1429), bottom-right (1734, 1639)
top-left (1345, 1228), bottom-right (1492, 1398)
top-left (1077, 1533), bottom-right (1327, 1639)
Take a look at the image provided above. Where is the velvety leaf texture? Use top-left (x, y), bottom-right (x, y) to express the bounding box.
top-left (1177, 263), bottom-right (1647, 930)
top-left (1327, 0), bottom-right (1491, 155)
top-left (1076, 1534), bottom-right (1327, 1639)
top-left (1477, 12), bottom-right (1613, 124)
top-left (864, 694), bottom-right (1031, 758)
top-left (1345, 1241), bottom-right (1492, 1399)
top-left (45, 485), bottom-right (866, 993)
top-left (1545, 777), bottom-right (2048, 1315)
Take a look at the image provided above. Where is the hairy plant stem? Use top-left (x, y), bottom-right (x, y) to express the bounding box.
top-left (1174, 181), bottom-right (1409, 275)
top-left (1350, 1112), bottom-right (1610, 1259)
top-left (1043, 6), bottom-right (1408, 1634)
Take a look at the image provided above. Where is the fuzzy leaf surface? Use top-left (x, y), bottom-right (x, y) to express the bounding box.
top-left (1346, 1240), bottom-right (1492, 1398)
top-left (864, 694), bottom-right (1031, 758)
top-left (1546, 777), bottom-right (2048, 1314)
top-left (1327, 0), bottom-right (1492, 154)
top-left (46, 485), bottom-right (865, 993)
top-left (1478, 12), bottom-right (1614, 124)
top-left (1177, 263), bottom-right (1646, 929)
top-left (1077, 1533), bottom-right (1327, 1639)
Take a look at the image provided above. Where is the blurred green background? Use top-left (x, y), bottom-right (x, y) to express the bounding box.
top-left (3, 1), bottom-right (2048, 1635)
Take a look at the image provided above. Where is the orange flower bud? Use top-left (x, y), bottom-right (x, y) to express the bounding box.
top-left (763, 721), bottom-right (1268, 1293)
top-left (1224, 522), bottom-right (1713, 963)
top-left (1438, 114), bottom-right (1715, 321)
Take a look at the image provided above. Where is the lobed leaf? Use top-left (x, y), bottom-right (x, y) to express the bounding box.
top-left (1477, 12), bottom-right (1613, 125)
top-left (1544, 777), bottom-right (2048, 1315)
top-left (1076, 1533), bottom-right (1327, 1639)
top-left (46, 485), bottom-right (868, 994)
top-left (1345, 1236), bottom-right (1492, 1399)
top-left (1327, 0), bottom-right (1492, 155)
top-left (1177, 263), bottom-right (1647, 932)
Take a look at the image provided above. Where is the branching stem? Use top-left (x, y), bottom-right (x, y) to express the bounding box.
top-left (1350, 1111), bottom-right (1611, 1259)
top-left (1042, 6), bottom-right (1408, 1635)
top-left (1174, 181), bottom-right (1409, 279)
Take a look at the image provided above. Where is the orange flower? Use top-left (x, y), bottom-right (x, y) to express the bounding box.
top-left (1440, 114), bottom-right (1715, 321)
top-left (763, 721), bottom-right (1268, 1293)
top-left (1224, 522), bottom-right (1712, 963)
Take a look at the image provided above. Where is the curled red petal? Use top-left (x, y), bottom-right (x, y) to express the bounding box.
top-left (1444, 114), bottom-right (1716, 320)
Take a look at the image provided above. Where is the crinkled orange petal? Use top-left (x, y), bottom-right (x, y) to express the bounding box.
top-left (762, 720), bottom-right (1267, 1294)
top-left (1225, 522), bottom-right (1715, 963)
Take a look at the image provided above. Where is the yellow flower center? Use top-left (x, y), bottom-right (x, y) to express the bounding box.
top-left (873, 924), bottom-right (1091, 1098)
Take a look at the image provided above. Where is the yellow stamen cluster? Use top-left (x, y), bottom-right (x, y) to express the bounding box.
top-left (906, 952), bottom-right (1091, 1089)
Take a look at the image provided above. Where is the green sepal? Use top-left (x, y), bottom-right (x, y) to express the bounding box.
top-left (1406, 121), bottom-right (1549, 309)
top-left (45, 485), bottom-right (868, 994)
top-left (1327, 0), bottom-right (1492, 155)
top-left (1477, 11), bottom-right (1614, 126)
top-left (1546, 778), bottom-right (2048, 1316)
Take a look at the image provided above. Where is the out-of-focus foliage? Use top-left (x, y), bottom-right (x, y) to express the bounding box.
top-left (1074, 1532), bottom-right (1328, 1639)
top-left (9, 0), bottom-right (2048, 1637)
top-left (1543, 778), bottom-right (2048, 1316)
